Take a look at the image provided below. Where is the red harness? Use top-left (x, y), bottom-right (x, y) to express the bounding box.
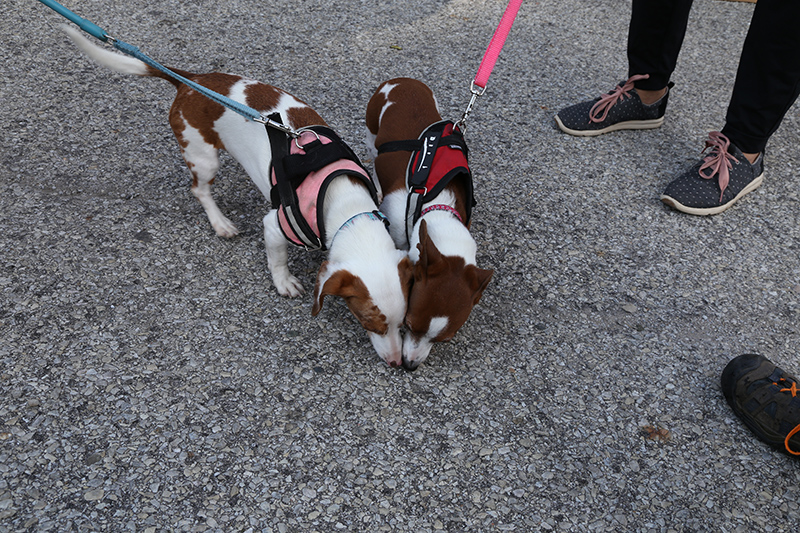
top-left (377, 120), bottom-right (474, 243)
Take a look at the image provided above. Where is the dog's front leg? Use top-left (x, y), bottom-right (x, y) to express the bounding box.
top-left (263, 210), bottom-right (304, 297)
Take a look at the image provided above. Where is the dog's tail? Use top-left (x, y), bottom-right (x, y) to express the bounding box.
top-left (61, 24), bottom-right (192, 87)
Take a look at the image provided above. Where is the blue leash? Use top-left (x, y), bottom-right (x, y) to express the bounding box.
top-left (37, 0), bottom-right (298, 137)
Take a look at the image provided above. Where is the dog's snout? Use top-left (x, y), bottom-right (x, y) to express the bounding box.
top-left (402, 358), bottom-right (420, 372)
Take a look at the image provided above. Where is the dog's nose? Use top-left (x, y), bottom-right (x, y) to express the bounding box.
top-left (388, 360), bottom-right (401, 368)
top-left (402, 358), bottom-right (420, 372)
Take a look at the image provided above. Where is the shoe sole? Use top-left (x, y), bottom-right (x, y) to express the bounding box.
top-left (660, 172), bottom-right (764, 216)
top-left (555, 116), bottom-right (664, 137)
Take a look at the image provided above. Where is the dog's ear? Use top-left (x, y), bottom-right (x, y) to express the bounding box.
top-left (416, 220), bottom-right (445, 280)
top-left (311, 262), bottom-right (364, 312)
top-left (418, 218), bottom-right (429, 245)
top-left (467, 266), bottom-right (494, 305)
top-left (312, 262), bottom-right (388, 334)
top-left (397, 255), bottom-right (414, 297)
top-left (312, 261), bottom-right (349, 315)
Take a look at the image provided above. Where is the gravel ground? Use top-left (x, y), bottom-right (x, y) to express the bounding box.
top-left (3, 0), bottom-right (800, 531)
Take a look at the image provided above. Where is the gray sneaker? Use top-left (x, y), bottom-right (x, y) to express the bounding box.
top-left (661, 132), bottom-right (764, 216)
top-left (555, 74), bottom-right (671, 137)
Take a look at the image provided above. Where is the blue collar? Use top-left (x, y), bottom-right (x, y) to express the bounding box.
top-left (330, 210), bottom-right (390, 247)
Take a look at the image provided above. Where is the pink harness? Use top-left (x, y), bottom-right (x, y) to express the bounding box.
top-left (266, 116), bottom-right (380, 250)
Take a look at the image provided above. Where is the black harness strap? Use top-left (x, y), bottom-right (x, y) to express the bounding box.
top-left (282, 126), bottom-right (370, 186)
top-left (376, 138), bottom-right (424, 154)
top-left (266, 113), bottom-right (321, 249)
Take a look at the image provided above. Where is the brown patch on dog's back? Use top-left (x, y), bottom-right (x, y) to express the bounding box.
top-left (287, 105), bottom-right (327, 129)
top-left (243, 83), bottom-right (283, 112)
top-left (169, 72), bottom-right (243, 150)
top-left (246, 83), bottom-right (325, 129)
top-left (372, 78), bottom-right (440, 144)
top-left (367, 78), bottom-right (443, 195)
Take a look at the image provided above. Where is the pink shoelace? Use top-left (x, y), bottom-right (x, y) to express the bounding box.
top-left (589, 74), bottom-right (651, 123)
top-left (698, 131), bottom-right (738, 201)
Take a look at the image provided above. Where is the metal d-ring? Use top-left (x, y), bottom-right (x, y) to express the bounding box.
top-left (294, 128), bottom-right (321, 151)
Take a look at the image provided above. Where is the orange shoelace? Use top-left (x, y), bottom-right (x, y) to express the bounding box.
top-left (774, 378), bottom-right (800, 455)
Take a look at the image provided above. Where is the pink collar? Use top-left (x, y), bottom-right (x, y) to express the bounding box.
top-left (419, 204), bottom-right (463, 224)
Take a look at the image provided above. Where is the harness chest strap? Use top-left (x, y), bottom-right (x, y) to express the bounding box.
top-left (266, 113), bottom-right (381, 250)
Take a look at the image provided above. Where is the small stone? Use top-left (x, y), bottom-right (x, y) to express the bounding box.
top-left (85, 453), bottom-right (103, 466)
top-left (84, 489), bottom-right (104, 501)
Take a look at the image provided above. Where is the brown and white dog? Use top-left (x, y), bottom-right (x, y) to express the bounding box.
top-left (366, 78), bottom-right (493, 370)
top-left (62, 26), bottom-right (412, 367)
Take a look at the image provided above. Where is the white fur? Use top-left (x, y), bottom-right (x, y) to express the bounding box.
top-left (403, 316), bottom-right (448, 367)
top-left (319, 182), bottom-right (409, 362)
top-left (61, 25), bottom-right (148, 76)
top-left (407, 190), bottom-right (476, 264)
top-left (365, 129), bottom-right (378, 161)
top-left (380, 189), bottom-right (410, 249)
top-left (376, 82), bottom-right (399, 125)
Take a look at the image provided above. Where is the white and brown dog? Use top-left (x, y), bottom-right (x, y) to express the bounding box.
top-left (62, 26), bottom-right (412, 367)
top-left (366, 77), bottom-right (493, 370)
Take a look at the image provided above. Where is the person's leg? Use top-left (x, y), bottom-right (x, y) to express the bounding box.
top-left (721, 0), bottom-right (800, 157)
top-left (661, 0), bottom-right (800, 216)
top-left (628, 0), bottom-right (694, 94)
top-left (555, 0), bottom-right (693, 136)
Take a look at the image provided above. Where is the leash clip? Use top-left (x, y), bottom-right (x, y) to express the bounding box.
top-left (256, 114), bottom-right (300, 138)
top-left (455, 81), bottom-right (486, 132)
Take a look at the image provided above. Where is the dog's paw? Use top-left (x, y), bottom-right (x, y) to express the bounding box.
top-left (274, 274), bottom-right (304, 298)
top-left (213, 217), bottom-right (239, 238)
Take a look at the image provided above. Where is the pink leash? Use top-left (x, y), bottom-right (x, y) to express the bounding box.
top-left (457, 0), bottom-right (524, 130)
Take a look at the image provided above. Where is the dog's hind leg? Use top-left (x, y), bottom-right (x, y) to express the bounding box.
top-left (263, 210), bottom-right (304, 297)
top-left (179, 129), bottom-right (239, 238)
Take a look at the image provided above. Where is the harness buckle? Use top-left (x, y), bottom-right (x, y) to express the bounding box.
top-left (372, 210), bottom-right (390, 228)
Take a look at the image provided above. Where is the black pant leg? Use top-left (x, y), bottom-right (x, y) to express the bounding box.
top-left (721, 0), bottom-right (800, 154)
top-left (627, 0), bottom-right (695, 91)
